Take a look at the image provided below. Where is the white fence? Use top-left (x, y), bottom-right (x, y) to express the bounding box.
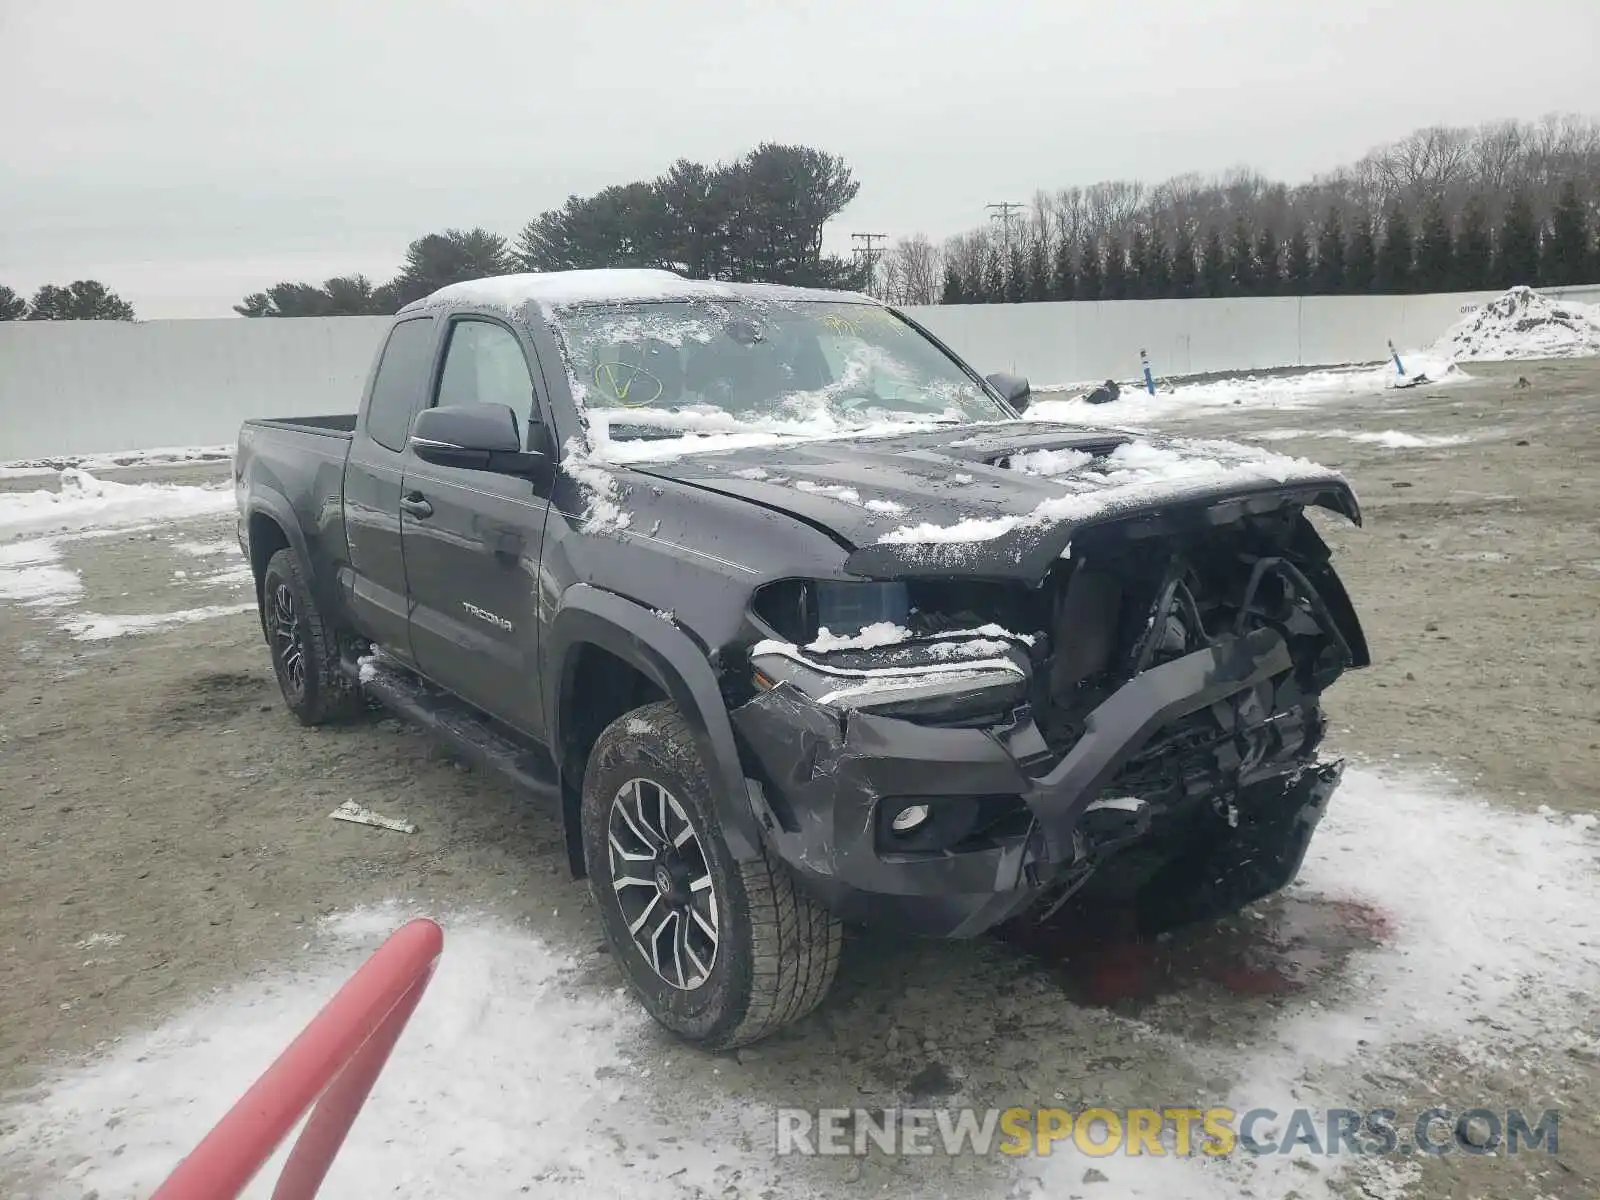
top-left (3, 286), bottom-right (1598, 460)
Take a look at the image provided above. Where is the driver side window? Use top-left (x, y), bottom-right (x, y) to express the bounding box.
top-left (435, 319), bottom-right (540, 436)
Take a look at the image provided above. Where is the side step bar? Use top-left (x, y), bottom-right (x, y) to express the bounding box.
top-left (339, 646), bottom-right (565, 806)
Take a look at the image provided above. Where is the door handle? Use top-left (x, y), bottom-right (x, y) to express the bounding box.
top-left (400, 493), bottom-right (433, 519)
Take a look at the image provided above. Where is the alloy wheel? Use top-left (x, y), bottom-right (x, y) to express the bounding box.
top-left (606, 777), bottom-right (720, 990)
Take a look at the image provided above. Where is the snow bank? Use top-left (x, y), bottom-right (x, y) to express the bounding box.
top-left (0, 445), bottom-right (234, 480)
top-left (0, 469), bottom-right (234, 541)
top-left (1431, 285), bottom-right (1600, 361)
top-left (0, 908), bottom-right (791, 1200)
top-left (1028, 353), bottom-right (1467, 427)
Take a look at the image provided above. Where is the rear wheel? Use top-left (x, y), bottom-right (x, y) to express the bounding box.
top-left (261, 547), bottom-right (362, 726)
top-left (581, 700), bottom-right (841, 1047)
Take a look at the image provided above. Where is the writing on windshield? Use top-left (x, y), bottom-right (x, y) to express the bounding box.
top-left (550, 299), bottom-right (1010, 441)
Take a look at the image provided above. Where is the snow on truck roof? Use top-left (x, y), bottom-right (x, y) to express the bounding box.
top-left (405, 269), bottom-right (877, 315)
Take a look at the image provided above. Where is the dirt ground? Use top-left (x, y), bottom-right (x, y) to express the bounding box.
top-left (1, 357), bottom-right (1597, 1198)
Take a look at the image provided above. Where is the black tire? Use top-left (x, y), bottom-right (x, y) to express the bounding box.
top-left (581, 700), bottom-right (841, 1048)
top-left (261, 547), bottom-right (363, 726)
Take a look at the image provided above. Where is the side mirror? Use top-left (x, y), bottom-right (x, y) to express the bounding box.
top-left (410, 404), bottom-right (548, 477)
top-left (986, 371), bottom-right (1032, 414)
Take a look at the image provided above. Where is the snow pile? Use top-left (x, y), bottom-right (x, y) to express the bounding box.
top-left (559, 441), bottom-right (633, 533)
top-left (0, 908), bottom-right (796, 1200)
top-left (879, 436), bottom-right (1337, 546)
top-left (1029, 354), bottom-right (1466, 426)
top-left (1431, 285), bottom-right (1600, 361)
top-left (0, 469), bottom-right (234, 541)
top-left (0, 445), bottom-right (234, 480)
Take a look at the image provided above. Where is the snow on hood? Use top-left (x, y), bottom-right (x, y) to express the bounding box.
top-left (1431, 285), bottom-right (1600, 361)
top-left (622, 423), bottom-right (1357, 582)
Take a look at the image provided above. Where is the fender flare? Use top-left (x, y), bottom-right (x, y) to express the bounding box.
top-left (243, 487), bottom-right (319, 611)
top-left (543, 584), bottom-right (762, 863)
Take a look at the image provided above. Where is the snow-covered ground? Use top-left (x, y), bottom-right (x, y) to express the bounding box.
top-left (1029, 352), bottom-right (1467, 427)
top-left (2, 768), bottom-right (1596, 1200)
top-left (0, 444), bottom-right (234, 480)
top-left (0, 469), bottom-right (251, 639)
top-left (0, 468), bottom-right (235, 542)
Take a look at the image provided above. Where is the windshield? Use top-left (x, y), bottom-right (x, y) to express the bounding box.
top-left (549, 299), bottom-right (1015, 452)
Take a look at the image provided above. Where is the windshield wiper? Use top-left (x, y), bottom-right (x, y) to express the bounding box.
top-left (603, 423), bottom-right (696, 442)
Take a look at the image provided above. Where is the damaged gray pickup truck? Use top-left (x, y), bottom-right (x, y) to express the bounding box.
top-left (234, 269), bottom-right (1369, 1048)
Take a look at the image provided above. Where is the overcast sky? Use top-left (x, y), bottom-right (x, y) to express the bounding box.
top-left (3, 0), bottom-right (1597, 319)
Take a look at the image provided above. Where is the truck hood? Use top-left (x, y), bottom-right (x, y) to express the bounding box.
top-left (621, 421), bottom-right (1361, 581)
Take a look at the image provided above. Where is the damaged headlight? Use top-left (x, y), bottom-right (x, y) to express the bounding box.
top-left (749, 641), bottom-right (1029, 723)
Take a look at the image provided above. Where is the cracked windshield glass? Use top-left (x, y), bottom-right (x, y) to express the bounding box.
top-left (552, 299), bottom-right (1015, 446)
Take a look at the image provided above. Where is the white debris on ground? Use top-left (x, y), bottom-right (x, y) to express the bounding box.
top-left (329, 799), bottom-right (417, 835)
top-left (877, 437), bottom-right (1336, 547)
top-left (0, 907), bottom-right (788, 1200)
top-left (1028, 353), bottom-right (1467, 427)
top-left (4, 767), bottom-right (1597, 1200)
top-left (1432, 285), bottom-right (1600, 361)
top-left (0, 444), bottom-right (234, 480)
top-left (0, 469), bottom-right (234, 541)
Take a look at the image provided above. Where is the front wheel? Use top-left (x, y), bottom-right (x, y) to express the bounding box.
top-left (581, 700), bottom-right (841, 1048)
top-left (261, 547), bottom-right (363, 726)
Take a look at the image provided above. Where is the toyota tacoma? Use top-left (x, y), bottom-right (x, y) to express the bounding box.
top-left (233, 269), bottom-right (1369, 1048)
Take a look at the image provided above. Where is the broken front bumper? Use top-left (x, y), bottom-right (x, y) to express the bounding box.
top-left (732, 627), bottom-right (1343, 939)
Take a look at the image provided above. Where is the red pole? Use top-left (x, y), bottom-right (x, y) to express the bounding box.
top-left (151, 918), bottom-right (444, 1200)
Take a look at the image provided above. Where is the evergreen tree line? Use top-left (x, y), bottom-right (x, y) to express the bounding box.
top-left (233, 143), bottom-right (860, 317)
top-left (877, 113), bottom-right (1600, 304)
top-left (934, 183), bottom-right (1595, 304)
top-left (0, 281), bottom-right (136, 321)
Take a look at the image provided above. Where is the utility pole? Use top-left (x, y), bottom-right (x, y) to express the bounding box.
top-left (851, 232), bottom-right (888, 296)
top-left (986, 202), bottom-right (1024, 251)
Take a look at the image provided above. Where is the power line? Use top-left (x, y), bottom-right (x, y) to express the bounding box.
top-left (986, 203), bottom-right (1024, 251)
top-left (851, 232), bottom-right (889, 296)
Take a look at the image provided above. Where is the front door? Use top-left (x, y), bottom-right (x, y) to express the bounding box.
top-left (343, 314), bottom-right (437, 660)
top-left (400, 316), bottom-right (553, 736)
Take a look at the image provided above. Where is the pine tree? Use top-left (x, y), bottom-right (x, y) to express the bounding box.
top-left (1314, 208), bottom-right (1346, 294)
top-left (941, 262), bottom-right (964, 304)
top-left (1414, 197), bottom-right (1454, 293)
top-left (1005, 242), bottom-right (1028, 302)
top-left (1255, 227), bottom-right (1282, 296)
top-left (1126, 229), bottom-right (1152, 300)
top-left (1455, 196), bottom-right (1492, 291)
top-left (1345, 213), bottom-right (1377, 293)
top-left (1284, 226), bottom-right (1312, 294)
top-left (1145, 227), bottom-right (1172, 298)
top-left (1051, 236), bottom-right (1077, 300)
top-left (1227, 217), bottom-right (1256, 295)
top-left (1077, 239), bottom-right (1103, 301)
top-left (1496, 191), bottom-right (1540, 286)
top-left (1200, 227), bottom-right (1228, 297)
top-left (25, 280), bottom-right (136, 321)
top-left (1103, 235), bottom-right (1128, 300)
top-left (1376, 203), bottom-right (1414, 293)
top-left (1026, 237), bottom-right (1051, 301)
top-left (1541, 180), bottom-right (1592, 286)
top-left (0, 285), bottom-right (26, 320)
top-left (982, 240), bottom-right (1006, 302)
top-left (1170, 224), bottom-right (1198, 298)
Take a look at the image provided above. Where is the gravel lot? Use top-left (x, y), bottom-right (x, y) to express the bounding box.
top-left (2, 358), bottom-right (1597, 1199)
